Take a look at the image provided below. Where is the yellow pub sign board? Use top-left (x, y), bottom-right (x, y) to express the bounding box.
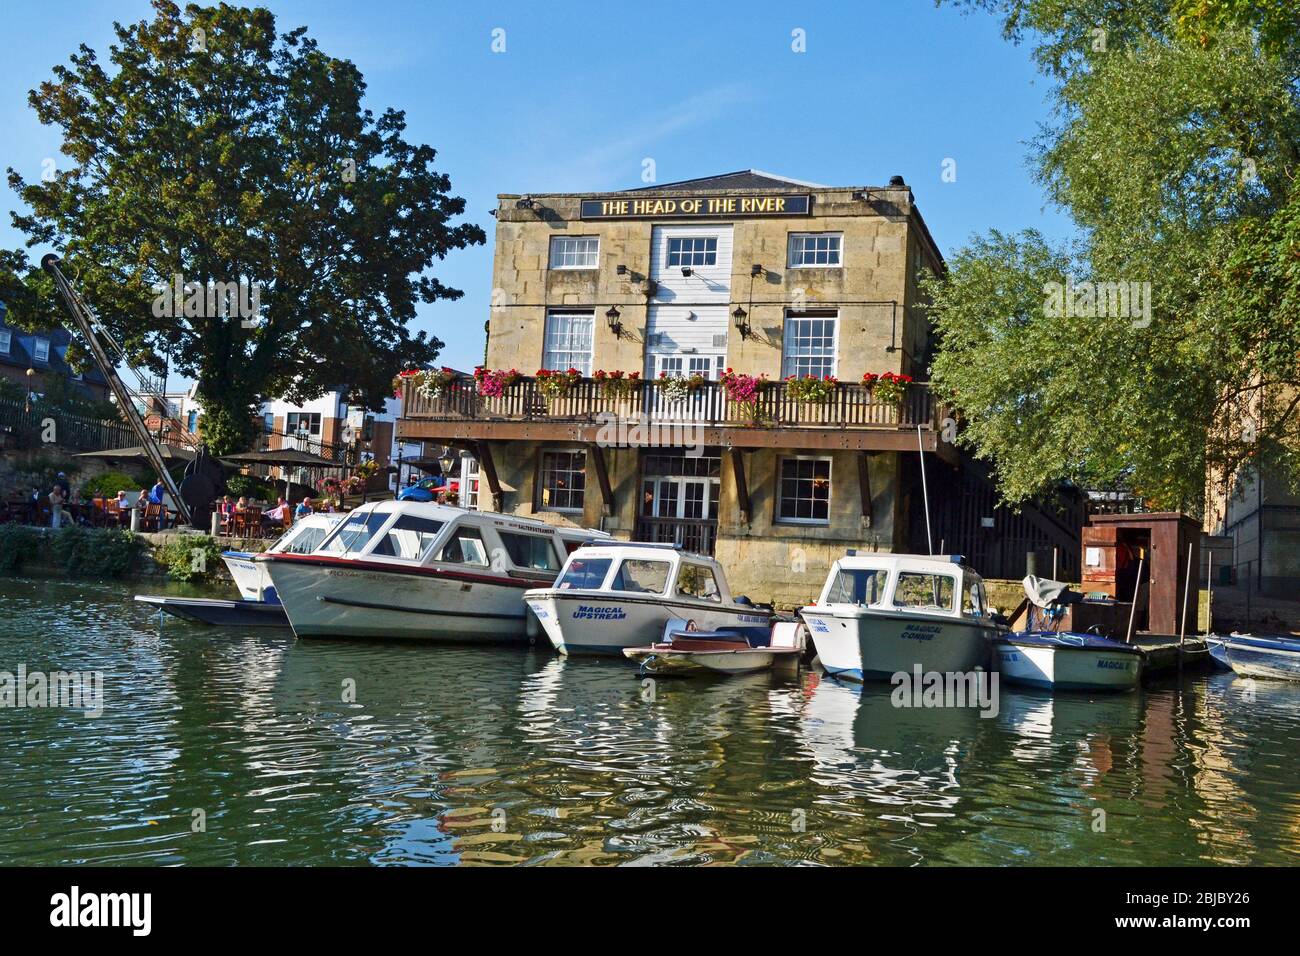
top-left (580, 194), bottom-right (812, 219)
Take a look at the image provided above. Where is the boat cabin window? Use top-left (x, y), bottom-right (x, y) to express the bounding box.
top-left (275, 521), bottom-right (333, 555)
top-left (437, 525), bottom-right (490, 567)
top-left (498, 530), bottom-right (562, 571)
top-left (611, 559), bottom-right (671, 595)
top-left (557, 557), bottom-right (612, 589)
top-left (827, 567), bottom-right (887, 606)
top-left (892, 571), bottom-right (956, 612)
top-left (676, 563), bottom-right (722, 602)
top-left (963, 576), bottom-right (988, 617)
top-left (320, 510), bottom-right (390, 555)
top-left (371, 516), bottom-right (445, 561)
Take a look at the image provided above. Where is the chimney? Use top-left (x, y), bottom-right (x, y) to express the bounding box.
top-left (888, 174), bottom-right (906, 187)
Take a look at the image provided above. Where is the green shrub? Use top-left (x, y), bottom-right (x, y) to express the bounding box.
top-left (153, 534), bottom-right (226, 582)
top-left (47, 526), bottom-right (146, 578)
top-left (80, 470), bottom-right (142, 500)
top-left (0, 524), bottom-right (41, 573)
top-left (225, 473), bottom-right (277, 502)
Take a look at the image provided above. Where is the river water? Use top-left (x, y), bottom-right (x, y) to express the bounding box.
top-left (1, 574), bottom-right (1297, 866)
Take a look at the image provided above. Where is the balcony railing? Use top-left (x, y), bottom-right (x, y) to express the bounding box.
top-left (401, 376), bottom-right (936, 430)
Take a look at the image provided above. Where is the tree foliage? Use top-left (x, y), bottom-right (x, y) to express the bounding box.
top-left (2, 1), bottom-right (484, 454)
top-left (930, 1), bottom-right (1300, 510)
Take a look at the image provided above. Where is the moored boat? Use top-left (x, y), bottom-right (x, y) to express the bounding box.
top-left (993, 577), bottom-right (1143, 691)
top-left (223, 512), bottom-right (343, 603)
top-left (1208, 633), bottom-right (1300, 681)
top-left (258, 501), bottom-right (609, 641)
top-left (799, 552), bottom-right (999, 682)
top-left (524, 543), bottom-right (772, 655)
top-left (623, 618), bottom-right (805, 676)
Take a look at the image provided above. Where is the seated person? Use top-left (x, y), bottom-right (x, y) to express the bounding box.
top-left (294, 497), bottom-right (314, 519)
top-left (261, 497), bottom-right (289, 531)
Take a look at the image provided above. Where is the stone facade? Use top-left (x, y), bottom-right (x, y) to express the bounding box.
top-left (407, 171), bottom-right (947, 606)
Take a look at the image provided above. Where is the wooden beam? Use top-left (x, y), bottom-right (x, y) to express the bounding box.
top-left (587, 443), bottom-right (614, 517)
top-left (472, 440), bottom-right (502, 511)
top-left (730, 447), bottom-right (751, 524)
top-left (858, 452), bottom-right (874, 526)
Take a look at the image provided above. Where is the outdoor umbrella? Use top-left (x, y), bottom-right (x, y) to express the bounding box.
top-left (219, 447), bottom-right (340, 501)
top-left (75, 444), bottom-right (196, 463)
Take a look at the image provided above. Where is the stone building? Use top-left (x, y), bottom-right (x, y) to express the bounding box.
top-left (397, 170), bottom-right (957, 605)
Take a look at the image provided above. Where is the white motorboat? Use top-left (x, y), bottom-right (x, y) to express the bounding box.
top-left (622, 618), bottom-right (805, 676)
top-left (258, 501), bottom-right (609, 641)
top-left (222, 512), bottom-right (343, 602)
top-left (1208, 632), bottom-right (1300, 680)
top-left (524, 543), bottom-right (772, 655)
top-left (799, 552), bottom-right (999, 681)
top-left (993, 577), bottom-right (1144, 691)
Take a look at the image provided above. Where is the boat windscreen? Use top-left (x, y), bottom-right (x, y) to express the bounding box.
top-left (319, 511), bottom-right (390, 555)
top-left (274, 522), bottom-right (333, 555)
top-left (370, 516), bottom-right (445, 561)
top-left (827, 568), bottom-right (888, 606)
top-left (557, 557), bottom-right (612, 590)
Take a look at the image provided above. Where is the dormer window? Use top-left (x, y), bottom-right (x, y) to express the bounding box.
top-left (33, 337), bottom-right (50, 363)
top-left (0, 329), bottom-right (10, 354)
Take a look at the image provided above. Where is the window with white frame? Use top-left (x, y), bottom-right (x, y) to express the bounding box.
top-left (788, 232), bottom-right (842, 267)
top-left (549, 236), bottom-right (599, 270)
top-left (286, 412), bottom-right (321, 436)
top-left (781, 310), bottom-right (838, 379)
top-left (33, 337), bottom-right (50, 363)
top-left (667, 236), bottom-right (717, 267)
top-left (542, 310), bottom-right (593, 375)
top-left (777, 456), bottom-right (832, 524)
top-left (0, 330), bottom-right (10, 354)
top-left (539, 449), bottom-right (586, 512)
top-left (460, 453), bottom-right (480, 510)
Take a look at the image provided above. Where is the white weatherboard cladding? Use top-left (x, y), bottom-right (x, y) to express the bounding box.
top-left (646, 224), bottom-right (733, 367)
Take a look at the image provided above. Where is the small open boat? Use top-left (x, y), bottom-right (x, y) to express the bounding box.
top-left (1208, 633), bottom-right (1300, 680)
top-left (993, 577), bottom-right (1143, 691)
top-left (134, 594), bottom-right (291, 627)
top-left (622, 618), bottom-right (805, 676)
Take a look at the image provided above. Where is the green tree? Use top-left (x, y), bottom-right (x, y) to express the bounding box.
top-left (2, 1), bottom-right (483, 454)
top-left (929, 1), bottom-right (1300, 510)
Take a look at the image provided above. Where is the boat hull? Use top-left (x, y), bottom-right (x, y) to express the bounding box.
top-left (1208, 634), bottom-right (1300, 681)
top-left (262, 555), bottom-right (532, 642)
top-left (222, 551), bottom-right (273, 602)
top-left (994, 633), bottom-right (1143, 691)
top-left (622, 644), bottom-right (799, 675)
top-left (800, 608), bottom-right (994, 681)
top-left (525, 591), bottom-right (770, 655)
top-left (134, 595), bottom-right (289, 628)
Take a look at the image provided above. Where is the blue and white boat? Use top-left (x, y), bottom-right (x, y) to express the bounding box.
top-left (993, 577), bottom-right (1143, 692)
top-left (1208, 633), bottom-right (1300, 681)
top-left (799, 553), bottom-right (999, 682)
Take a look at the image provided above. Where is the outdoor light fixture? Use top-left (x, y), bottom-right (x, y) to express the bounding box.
top-left (438, 447), bottom-right (456, 477)
top-left (732, 306), bottom-right (751, 340)
top-left (751, 263), bottom-right (765, 277)
top-left (605, 306), bottom-right (623, 337)
top-left (616, 264), bottom-right (628, 275)
top-left (680, 266), bottom-right (692, 277)
top-left (515, 195), bottom-right (537, 210)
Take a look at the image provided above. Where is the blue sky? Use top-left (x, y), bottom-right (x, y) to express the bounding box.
top-left (1, 0), bottom-right (1070, 377)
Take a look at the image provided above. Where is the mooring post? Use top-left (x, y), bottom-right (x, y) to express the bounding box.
top-left (130, 506), bottom-right (141, 534)
top-left (1124, 556), bottom-right (1144, 645)
top-left (210, 511), bottom-right (220, 536)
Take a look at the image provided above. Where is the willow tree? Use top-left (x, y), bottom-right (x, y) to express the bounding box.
top-left (929, 0), bottom-right (1300, 511)
top-left (2, 1), bottom-right (483, 454)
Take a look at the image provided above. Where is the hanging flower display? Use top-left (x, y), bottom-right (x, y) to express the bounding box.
top-left (536, 367), bottom-right (583, 398)
top-left (866, 370), bottom-right (912, 405)
top-left (474, 366), bottom-right (522, 397)
top-left (720, 368), bottom-right (769, 404)
top-left (654, 371), bottom-right (707, 403)
top-left (593, 369), bottom-right (642, 399)
top-left (784, 374), bottom-right (838, 402)
top-left (393, 367), bottom-right (459, 400)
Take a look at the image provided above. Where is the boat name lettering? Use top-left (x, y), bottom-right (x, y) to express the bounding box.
top-left (573, 605), bottom-right (627, 620)
top-left (901, 624), bottom-right (942, 642)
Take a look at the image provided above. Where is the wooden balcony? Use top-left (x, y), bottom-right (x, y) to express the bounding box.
top-left (397, 375), bottom-right (949, 454)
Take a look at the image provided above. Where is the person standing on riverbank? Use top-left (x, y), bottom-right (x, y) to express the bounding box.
top-left (49, 483), bottom-right (65, 529)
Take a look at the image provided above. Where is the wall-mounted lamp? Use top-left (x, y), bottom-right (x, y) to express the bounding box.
top-left (514, 195), bottom-right (538, 210)
top-left (732, 306), bottom-right (751, 340)
top-left (680, 266), bottom-right (693, 277)
top-left (605, 306), bottom-right (623, 337)
top-left (751, 263), bottom-right (766, 277)
top-left (616, 264), bottom-right (628, 275)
